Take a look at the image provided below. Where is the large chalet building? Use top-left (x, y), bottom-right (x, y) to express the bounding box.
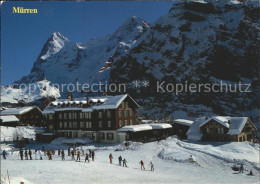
top-left (42, 94), bottom-right (139, 143)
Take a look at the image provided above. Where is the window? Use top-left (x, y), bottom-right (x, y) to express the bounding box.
top-left (85, 122), bottom-right (92, 128)
top-left (122, 102), bottom-right (125, 108)
top-left (124, 111), bottom-right (127, 117)
top-left (69, 122), bottom-right (72, 128)
top-left (99, 132), bottom-right (105, 140)
top-left (80, 113), bottom-right (83, 119)
top-left (119, 111), bottom-right (122, 118)
top-left (99, 112), bottom-right (102, 118)
top-left (129, 110), bottom-right (133, 117)
top-left (80, 122), bottom-right (84, 128)
top-left (108, 121), bottom-right (111, 128)
top-left (107, 111), bottom-right (111, 118)
top-left (73, 113), bottom-right (77, 119)
top-left (48, 114), bottom-right (53, 120)
top-left (107, 133), bottom-right (114, 140)
top-left (125, 102), bottom-right (129, 108)
top-left (73, 122), bottom-right (77, 128)
top-left (59, 113), bottom-right (63, 119)
top-left (59, 122), bottom-right (62, 128)
top-left (119, 120), bottom-right (123, 127)
top-left (69, 113), bottom-right (72, 119)
top-left (64, 113), bottom-right (67, 119)
top-left (206, 128), bottom-right (209, 133)
top-left (130, 120), bottom-right (133, 125)
top-left (124, 120), bottom-right (128, 126)
top-left (89, 112), bottom-right (91, 119)
top-left (64, 122), bottom-right (67, 128)
top-left (99, 121), bottom-right (102, 128)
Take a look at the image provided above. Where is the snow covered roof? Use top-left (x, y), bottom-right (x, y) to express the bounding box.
top-left (117, 123), bottom-right (172, 132)
top-left (186, 117), bottom-right (206, 141)
top-left (149, 123), bottom-right (172, 129)
top-left (0, 115), bottom-right (19, 123)
top-left (43, 94), bottom-right (138, 114)
top-left (187, 116), bottom-right (257, 140)
top-left (173, 119), bottom-right (193, 126)
top-left (0, 106), bottom-right (40, 115)
top-left (199, 116), bottom-right (230, 129)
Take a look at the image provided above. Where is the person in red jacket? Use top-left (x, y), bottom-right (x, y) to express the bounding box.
top-left (140, 160), bottom-right (145, 170)
top-left (109, 153), bottom-right (113, 164)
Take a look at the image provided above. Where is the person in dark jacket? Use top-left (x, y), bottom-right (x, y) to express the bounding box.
top-left (68, 147), bottom-right (71, 156)
top-left (28, 149), bottom-right (32, 160)
top-left (85, 154), bottom-right (89, 163)
top-left (61, 150), bottom-right (65, 160)
top-left (92, 151), bottom-right (95, 161)
top-left (71, 150), bottom-right (75, 160)
top-left (2, 150), bottom-right (7, 159)
top-left (123, 158), bottom-right (127, 167)
top-left (24, 149), bottom-right (28, 160)
top-left (239, 164), bottom-right (244, 173)
top-left (118, 155), bottom-right (122, 166)
top-left (140, 160), bottom-right (145, 170)
top-left (19, 149), bottom-right (24, 160)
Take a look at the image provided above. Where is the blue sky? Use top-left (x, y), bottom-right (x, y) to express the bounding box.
top-left (1, 1), bottom-right (174, 85)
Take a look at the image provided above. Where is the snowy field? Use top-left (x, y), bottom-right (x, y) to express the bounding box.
top-left (1, 136), bottom-right (259, 184)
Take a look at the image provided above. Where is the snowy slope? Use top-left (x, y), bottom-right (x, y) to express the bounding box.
top-left (0, 126), bottom-right (41, 141)
top-left (1, 137), bottom-right (259, 184)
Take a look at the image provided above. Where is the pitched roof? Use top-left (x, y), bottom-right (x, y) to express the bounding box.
top-left (199, 116), bottom-right (230, 128)
top-left (0, 115), bottom-right (19, 123)
top-left (0, 106), bottom-right (39, 115)
top-left (43, 94), bottom-right (138, 114)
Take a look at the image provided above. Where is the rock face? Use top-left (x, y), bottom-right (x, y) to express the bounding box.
top-left (11, 1), bottom-right (260, 122)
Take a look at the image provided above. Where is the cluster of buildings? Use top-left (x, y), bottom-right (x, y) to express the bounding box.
top-left (0, 94), bottom-right (258, 143)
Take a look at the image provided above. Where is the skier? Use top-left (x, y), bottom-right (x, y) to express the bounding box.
top-left (85, 154), bottom-right (89, 163)
top-left (239, 164), bottom-right (244, 173)
top-left (118, 155), bottom-right (122, 166)
top-left (71, 150), bottom-right (75, 160)
top-left (48, 150), bottom-right (52, 160)
top-left (89, 149), bottom-right (92, 158)
top-left (92, 150), bottom-right (95, 161)
top-left (38, 150), bottom-right (43, 160)
top-left (140, 160), bottom-right (145, 170)
top-left (2, 150), bottom-right (7, 159)
top-left (68, 146), bottom-right (71, 156)
top-left (35, 149), bottom-right (38, 160)
top-left (58, 149), bottom-right (60, 156)
top-left (123, 158), bottom-right (127, 167)
top-left (29, 149), bottom-right (32, 160)
top-left (61, 150), bottom-right (65, 160)
top-left (24, 149), bottom-right (28, 160)
top-left (19, 149), bottom-right (24, 160)
top-left (149, 161), bottom-right (154, 171)
top-left (189, 155), bottom-right (195, 163)
top-left (76, 151), bottom-right (81, 162)
top-left (247, 170), bottom-right (253, 176)
top-left (109, 153), bottom-right (113, 164)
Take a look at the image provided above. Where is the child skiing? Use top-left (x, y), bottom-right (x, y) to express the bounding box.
top-left (149, 161), bottom-right (154, 171)
top-left (29, 149), bottom-right (32, 160)
top-left (123, 158), bottom-right (127, 167)
top-left (24, 149), bottom-right (28, 160)
top-left (2, 150), bottom-right (7, 159)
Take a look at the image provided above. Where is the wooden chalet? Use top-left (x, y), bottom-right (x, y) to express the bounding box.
top-left (0, 106), bottom-right (43, 126)
top-left (187, 116), bottom-right (258, 142)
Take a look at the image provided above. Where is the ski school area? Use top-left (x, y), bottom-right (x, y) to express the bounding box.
top-left (1, 134), bottom-right (259, 184)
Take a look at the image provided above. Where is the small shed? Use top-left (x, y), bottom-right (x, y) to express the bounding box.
top-left (0, 115), bottom-right (19, 127)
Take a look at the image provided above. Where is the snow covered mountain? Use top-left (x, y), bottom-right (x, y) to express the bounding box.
top-left (15, 16), bottom-right (149, 86)
top-left (5, 1), bottom-right (260, 123)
